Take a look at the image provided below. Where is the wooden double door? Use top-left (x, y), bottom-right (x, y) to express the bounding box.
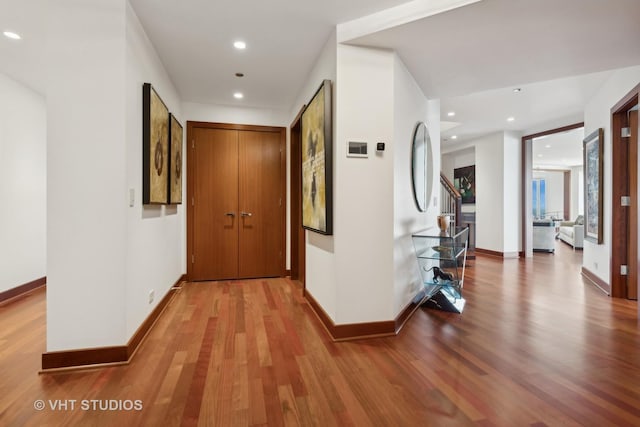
top-left (188, 122), bottom-right (285, 281)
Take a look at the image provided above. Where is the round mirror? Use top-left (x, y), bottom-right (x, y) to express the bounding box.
top-left (411, 122), bottom-right (433, 212)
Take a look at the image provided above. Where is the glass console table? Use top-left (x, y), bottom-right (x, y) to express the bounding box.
top-left (412, 226), bottom-right (469, 313)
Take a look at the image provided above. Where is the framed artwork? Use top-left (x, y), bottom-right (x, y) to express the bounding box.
top-left (142, 83), bottom-right (169, 204)
top-left (454, 165), bottom-right (476, 204)
top-left (168, 113), bottom-right (183, 204)
top-left (301, 80), bottom-right (333, 235)
top-left (583, 128), bottom-right (604, 244)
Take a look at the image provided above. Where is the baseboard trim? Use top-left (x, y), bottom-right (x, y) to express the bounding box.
top-left (0, 276), bottom-right (46, 306)
top-left (305, 289), bottom-right (419, 341)
top-left (475, 248), bottom-right (519, 259)
top-left (581, 267), bottom-right (611, 295)
top-left (41, 274), bottom-right (187, 371)
top-left (126, 274), bottom-right (187, 360)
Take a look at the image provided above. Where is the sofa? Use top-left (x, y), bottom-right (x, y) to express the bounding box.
top-left (558, 215), bottom-right (584, 249)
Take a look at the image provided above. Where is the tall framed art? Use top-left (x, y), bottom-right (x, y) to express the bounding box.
top-left (142, 83), bottom-right (169, 204)
top-left (583, 128), bottom-right (604, 243)
top-left (168, 113), bottom-right (183, 204)
top-left (301, 80), bottom-right (333, 235)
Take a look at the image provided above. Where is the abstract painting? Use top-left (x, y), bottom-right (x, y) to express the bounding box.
top-left (583, 128), bottom-right (603, 243)
top-left (168, 113), bottom-right (183, 204)
top-left (454, 165), bottom-right (476, 204)
top-left (301, 80), bottom-right (333, 235)
top-left (142, 83), bottom-right (169, 204)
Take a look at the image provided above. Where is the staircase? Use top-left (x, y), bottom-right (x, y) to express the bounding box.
top-left (440, 173), bottom-right (475, 259)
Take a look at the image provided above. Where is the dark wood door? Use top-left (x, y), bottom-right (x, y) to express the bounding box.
top-left (238, 130), bottom-right (283, 278)
top-left (629, 109), bottom-right (638, 300)
top-left (189, 124), bottom-right (284, 281)
top-left (192, 128), bottom-right (239, 280)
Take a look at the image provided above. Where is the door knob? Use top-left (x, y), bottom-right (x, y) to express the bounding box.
top-left (225, 212), bottom-right (235, 217)
top-left (240, 212), bottom-right (252, 217)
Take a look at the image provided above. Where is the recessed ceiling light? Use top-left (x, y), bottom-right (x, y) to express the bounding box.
top-left (447, 112), bottom-right (456, 117)
top-left (537, 154), bottom-right (543, 158)
top-left (451, 135), bottom-right (458, 140)
top-left (513, 88), bottom-right (522, 93)
top-left (545, 144), bottom-right (551, 148)
top-left (3, 31), bottom-right (21, 40)
top-left (233, 92), bottom-right (244, 99)
top-left (233, 41), bottom-right (246, 50)
top-left (507, 117), bottom-right (515, 122)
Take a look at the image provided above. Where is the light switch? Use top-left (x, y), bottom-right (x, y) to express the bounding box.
top-left (129, 189), bottom-right (135, 207)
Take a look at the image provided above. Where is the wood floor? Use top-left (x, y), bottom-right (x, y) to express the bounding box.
top-left (1, 242), bottom-right (640, 426)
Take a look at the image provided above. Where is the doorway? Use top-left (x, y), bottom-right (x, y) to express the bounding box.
top-left (522, 123), bottom-right (584, 257)
top-left (186, 122), bottom-right (286, 281)
top-left (611, 85), bottom-right (639, 300)
top-left (289, 108), bottom-right (306, 288)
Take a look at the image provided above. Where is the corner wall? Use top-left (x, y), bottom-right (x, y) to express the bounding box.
top-left (334, 44), bottom-right (396, 323)
top-left (124, 3), bottom-right (185, 339)
top-left (583, 65), bottom-right (640, 283)
top-left (46, 0), bottom-right (128, 350)
top-left (0, 73), bottom-right (46, 293)
top-left (292, 32), bottom-right (338, 320)
top-left (443, 131), bottom-right (521, 254)
top-left (46, 1), bottom-right (186, 351)
top-left (392, 55), bottom-right (439, 316)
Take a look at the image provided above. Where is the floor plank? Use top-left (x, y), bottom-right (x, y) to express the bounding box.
top-left (1, 242), bottom-right (639, 426)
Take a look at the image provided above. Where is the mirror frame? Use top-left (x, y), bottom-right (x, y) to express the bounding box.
top-left (411, 121), bottom-right (433, 212)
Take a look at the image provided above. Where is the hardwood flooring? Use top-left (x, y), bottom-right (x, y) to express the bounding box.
top-left (1, 242), bottom-right (640, 426)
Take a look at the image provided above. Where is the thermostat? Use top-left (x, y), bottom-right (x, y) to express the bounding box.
top-left (347, 141), bottom-right (368, 158)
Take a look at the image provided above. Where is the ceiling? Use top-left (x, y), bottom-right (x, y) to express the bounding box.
top-left (128, 0), bottom-right (410, 110)
top-left (532, 127), bottom-right (585, 169)
top-left (1, 0), bottom-right (640, 142)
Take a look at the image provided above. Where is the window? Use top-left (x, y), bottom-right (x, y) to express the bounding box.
top-left (533, 178), bottom-right (546, 219)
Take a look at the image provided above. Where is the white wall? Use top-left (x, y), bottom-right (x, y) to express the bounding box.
top-left (475, 133), bottom-right (505, 252)
top-left (583, 65), bottom-right (640, 283)
top-left (0, 73), bottom-right (46, 293)
top-left (124, 4), bottom-right (184, 339)
top-left (570, 166), bottom-right (583, 220)
top-left (504, 131), bottom-right (522, 254)
top-left (46, 0), bottom-right (128, 350)
top-left (291, 32), bottom-right (338, 320)
top-left (334, 44), bottom-right (396, 323)
top-left (46, 1), bottom-right (186, 351)
top-left (292, 39), bottom-right (441, 324)
top-left (392, 55), bottom-right (439, 316)
top-left (443, 131), bottom-right (521, 254)
top-left (183, 102), bottom-right (289, 128)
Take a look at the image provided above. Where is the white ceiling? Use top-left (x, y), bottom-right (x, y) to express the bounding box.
top-left (348, 0), bottom-right (640, 146)
top-left (532, 127), bottom-right (585, 169)
top-left (439, 69), bottom-right (613, 145)
top-left (128, 0), bottom-right (410, 110)
top-left (2, 0), bottom-right (640, 143)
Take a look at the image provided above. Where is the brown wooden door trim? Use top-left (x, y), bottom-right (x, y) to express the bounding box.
top-left (289, 106), bottom-right (306, 290)
top-left (186, 121), bottom-right (287, 281)
top-left (610, 84), bottom-right (640, 299)
top-left (521, 122), bottom-right (584, 257)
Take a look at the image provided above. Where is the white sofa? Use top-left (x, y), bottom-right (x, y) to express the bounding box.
top-left (558, 216), bottom-right (584, 249)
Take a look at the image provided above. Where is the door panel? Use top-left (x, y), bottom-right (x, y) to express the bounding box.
top-left (192, 128), bottom-right (239, 280)
top-left (238, 130), bottom-right (282, 278)
top-left (629, 109), bottom-right (638, 300)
